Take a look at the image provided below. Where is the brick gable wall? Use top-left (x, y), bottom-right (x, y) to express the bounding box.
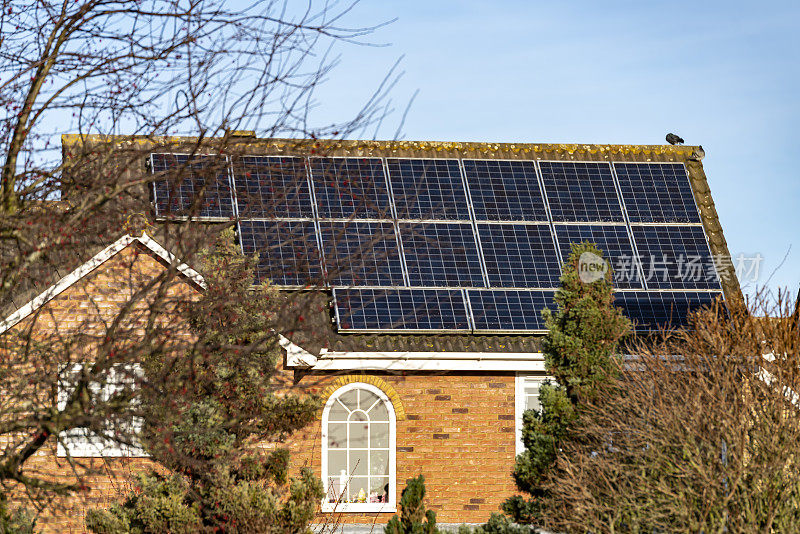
top-left (3, 243), bottom-right (522, 532)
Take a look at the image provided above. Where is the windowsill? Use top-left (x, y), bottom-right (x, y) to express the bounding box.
top-left (57, 442), bottom-right (149, 458)
top-left (321, 502), bottom-right (396, 514)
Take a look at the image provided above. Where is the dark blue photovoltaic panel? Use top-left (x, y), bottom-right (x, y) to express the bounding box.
top-left (232, 156), bottom-right (312, 218)
top-left (239, 220), bottom-right (322, 286)
top-left (334, 288), bottom-right (470, 331)
top-left (400, 223), bottom-right (484, 287)
top-left (468, 290), bottom-right (556, 331)
top-left (554, 224), bottom-right (643, 289)
top-left (632, 225), bottom-right (721, 290)
top-left (319, 221), bottom-right (404, 286)
top-left (387, 159), bottom-right (470, 220)
top-left (463, 160), bottom-right (548, 221)
top-left (310, 158), bottom-right (392, 219)
top-left (614, 163), bottom-right (701, 224)
top-left (614, 291), bottom-right (722, 331)
top-left (539, 161), bottom-right (624, 222)
top-left (477, 224), bottom-right (561, 288)
top-left (151, 154), bottom-right (234, 218)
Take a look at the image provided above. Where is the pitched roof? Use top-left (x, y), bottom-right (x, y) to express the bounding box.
top-left (57, 135), bottom-right (743, 351)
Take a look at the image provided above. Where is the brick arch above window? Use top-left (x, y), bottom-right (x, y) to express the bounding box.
top-left (319, 375), bottom-right (405, 421)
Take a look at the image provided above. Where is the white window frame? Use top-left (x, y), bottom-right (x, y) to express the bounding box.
top-left (320, 382), bottom-right (397, 513)
top-left (56, 363), bottom-right (148, 458)
top-left (515, 374), bottom-right (551, 456)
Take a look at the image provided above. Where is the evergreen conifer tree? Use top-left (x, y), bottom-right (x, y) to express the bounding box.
top-left (385, 475), bottom-right (438, 534)
top-left (86, 228), bottom-right (323, 533)
top-left (502, 242), bottom-right (630, 525)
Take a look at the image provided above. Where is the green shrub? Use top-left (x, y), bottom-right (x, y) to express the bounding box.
top-left (385, 475), bottom-right (438, 534)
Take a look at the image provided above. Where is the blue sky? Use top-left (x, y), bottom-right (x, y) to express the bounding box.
top-left (304, 1), bottom-right (800, 300)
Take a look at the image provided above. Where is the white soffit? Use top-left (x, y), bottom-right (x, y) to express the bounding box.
top-left (281, 339), bottom-right (545, 371)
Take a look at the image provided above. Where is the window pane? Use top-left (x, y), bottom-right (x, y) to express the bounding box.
top-left (369, 401), bottom-right (389, 421)
top-left (370, 476), bottom-right (390, 503)
top-left (348, 476), bottom-right (369, 501)
top-left (525, 394), bottom-right (540, 412)
top-left (339, 389), bottom-right (358, 410)
top-left (349, 410), bottom-right (368, 422)
top-left (350, 449), bottom-right (368, 476)
top-left (370, 450), bottom-right (389, 476)
top-left (349, 421), bottom-right (369, 448)
top-left (328, 423), bottom-right (347, 449)
top-left (359, 390), bottom-right (380, 411)
top-left (524, 379), bottom-right (542, 412)
top-left (329, 400), bottom-right (349, 421)
top-left (329, 450), bottom-right (347, 477)
top-left (371, 423), bottom-right (389, 448)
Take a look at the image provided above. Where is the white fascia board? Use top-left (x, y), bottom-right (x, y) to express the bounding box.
top-left (278, 335), bottom-right (318, 367)
top-left (321, 351), bottom-right (544, 361)
top-left (281, 346), bottom-right (545, 372)
top-left (307, 358), bottom-right (546, 372)
top-left (136, 232), bottom-right (206, 289)
top-left (0, 232), bottom-right (206, 335)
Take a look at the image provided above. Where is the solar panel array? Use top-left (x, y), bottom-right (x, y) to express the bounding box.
top-left (150, 155), bottom-right (724, 333)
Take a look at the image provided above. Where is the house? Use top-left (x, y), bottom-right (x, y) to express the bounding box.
top-left (0, 136), bottom-right (742, 532)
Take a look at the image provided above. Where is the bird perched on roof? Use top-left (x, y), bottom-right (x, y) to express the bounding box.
top-left (666, 133), bottom-right (684, 145)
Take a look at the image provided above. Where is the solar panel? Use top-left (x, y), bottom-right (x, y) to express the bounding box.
top-left (310, 158), bottom-right (392, 219)
top-left (553, 224), bottom-right (643, 289)
top-left (468, 289), bottom-right (556, 332)
top-left (151, 154), bottom-right (234, 218)
top-left (399, 223), bottom-right (485, 287)
top-left (614, 163), bottom-right (701, 223)
top-left (463, 160), bottom-right (548, 221)
top-left (631, 225), bottom-right (721, 290)
top-left (232, 156), bottom-right (313, 218)
top-left (239, 220), bottom-right (322, 286)
top-left (387, 159), bottom-right (470, 220)
top-left (539, 161), bottom-right (624, 222)
top-left (614, 291), bottom-right (722, 331)
top-left (334, 288), bottom-right (470, 332)
top-left (477, 224), bottom-right (561, 288)
top-left (319, 221), bottom-right (404, 286)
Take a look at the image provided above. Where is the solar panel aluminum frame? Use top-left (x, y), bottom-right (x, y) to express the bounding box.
top-left (613, 289), bottom-right (725, 332)
top-left (373, 158), bottom-right (413, 287)
top-left (461, 158), bottom-right (549, 222)
top-left (231, 155), bottom-right (316, 220)
top-left (385, 157), bottom-right (472, 222)
top-left (629, 225), bottom-right (723, 291)
top-left (150, 153), bottom-right (235, 221)
top-left (308, 156), bottom-right (394, 220)
top-left (237, 218), bottom-right (325, 289)
top-left (318, 220), bottom-right (406, 288)
top-left (536, 160), bottom-right (626, 224)
top-left (458, 160), bottom-right (492, 287)
top-left (607, 162), bottom-right (650, 289)
top-left (611, 161), bottom-right (703, 225)
top-left (332, 288), bottom-right (472, 334)
top-left (466, 289), bottom-right (555, 334)
top-left (477, 221), bottom-right (562, 289)
top-left (551, 221), bottom-right (645, 290)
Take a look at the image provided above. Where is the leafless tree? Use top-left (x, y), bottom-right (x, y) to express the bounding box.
top-left (540, 290), bottom-right (800, 533)
top-left (0, 0), bottom-right (396, 523)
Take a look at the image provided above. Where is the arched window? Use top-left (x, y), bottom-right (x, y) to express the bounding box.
top-left (321, 382), bottom-right (396, 512)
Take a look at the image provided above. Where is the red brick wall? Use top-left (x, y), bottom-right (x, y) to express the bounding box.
top-left (284, 372), bottom-right (519, 526)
